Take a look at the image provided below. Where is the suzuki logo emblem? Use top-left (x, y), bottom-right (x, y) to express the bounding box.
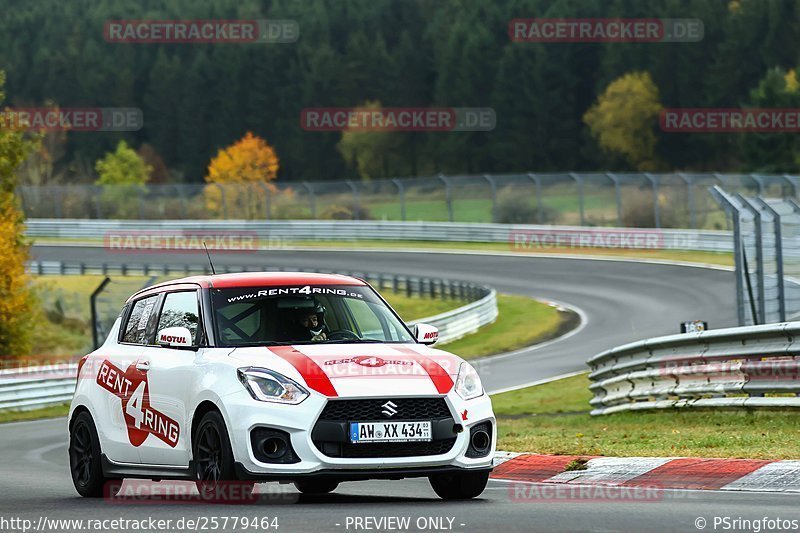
top-left (381, 401), bottom-right (398, 418)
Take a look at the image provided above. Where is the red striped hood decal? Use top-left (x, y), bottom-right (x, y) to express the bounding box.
top-left (393, 347), bottom-right (455, 394)
top-left (265, 345), bottom-right (456, 396)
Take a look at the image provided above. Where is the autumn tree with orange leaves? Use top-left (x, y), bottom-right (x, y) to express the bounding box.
top-left (0, 70), bottom-right (40, 356)
top-left (204, 132), bottom-right (280, 219)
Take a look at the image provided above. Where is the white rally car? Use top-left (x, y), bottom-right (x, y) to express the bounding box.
top-left (68, 272), bottom-right (495, 499)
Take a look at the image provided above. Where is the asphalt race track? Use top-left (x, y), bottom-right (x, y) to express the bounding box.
top-left (2, 245), bottom-right (795, 532)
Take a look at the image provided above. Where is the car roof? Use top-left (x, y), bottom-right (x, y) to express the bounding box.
top-left (126, 271), bottom-right (367, 303)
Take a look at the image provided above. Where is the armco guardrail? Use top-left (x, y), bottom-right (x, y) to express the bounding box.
top-left (411, 289), bottom-right (498, 344)
top-left (0, 364), bottom-right (78, 411)
top-left (587, 322), bottom-right (800, 415)
top-left (25, 219), bottom-right (733, 253)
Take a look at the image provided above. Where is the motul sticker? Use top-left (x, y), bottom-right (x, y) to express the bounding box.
top-left (96, 360), bottom-right (180, 448)
top-left (159, 333), bottom-right (187, 344)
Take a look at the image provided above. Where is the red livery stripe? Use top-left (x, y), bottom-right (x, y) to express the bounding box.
top-left (268, 346), bottom-right (338, 397)
top-left (395, 347), bottom-right (454, 393)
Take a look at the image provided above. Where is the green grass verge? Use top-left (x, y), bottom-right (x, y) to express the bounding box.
top-left (492, 373), bottom-right (800, 459)
top-left (0, 403), bottom-right (69, 423)
top-left (384, 293), bottom-right (464, 321)
top-left (439, 295), bottom-right (565, 359)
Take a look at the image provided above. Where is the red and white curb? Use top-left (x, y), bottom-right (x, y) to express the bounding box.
top-left (491, 452), bottom-right (800, 492)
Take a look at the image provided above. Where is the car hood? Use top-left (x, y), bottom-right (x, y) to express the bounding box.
top-left (228, 343), bottom-right (464, 397)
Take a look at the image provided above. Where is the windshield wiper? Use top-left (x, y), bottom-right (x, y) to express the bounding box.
top-left (319, 338), bottom-right (386, 344)
top-left (231, 341), bottom-right (294, 347)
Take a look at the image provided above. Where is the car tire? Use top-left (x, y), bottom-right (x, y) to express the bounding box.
top-left (69, 411), bottom-right (120, 498)
top-left (193, 410), bottom-right (254, 498)
top-left (429, 470), bottom-right (490, 500)
top-left (293, 479), bottom-right (339, 494)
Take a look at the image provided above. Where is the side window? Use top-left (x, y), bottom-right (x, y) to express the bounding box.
top-left (122, 295), bottom-right (159, 345)
top-left (157, 291), bottom-right (200, 345)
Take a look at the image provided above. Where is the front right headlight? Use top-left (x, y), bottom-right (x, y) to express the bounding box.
top-left (237, 367), bottom-right (310, 405)
top-left (454, 362), bottom-right (484, 400)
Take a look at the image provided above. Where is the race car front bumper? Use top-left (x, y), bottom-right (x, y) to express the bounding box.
top-left (219, 388), bottom-right (496, 480)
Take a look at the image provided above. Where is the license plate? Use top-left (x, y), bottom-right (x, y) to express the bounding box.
top-left (349, 421), bottom-right (432, 443)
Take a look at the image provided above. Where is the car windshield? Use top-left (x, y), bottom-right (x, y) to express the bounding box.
top-left (210, 284), bottom-right (416, 346)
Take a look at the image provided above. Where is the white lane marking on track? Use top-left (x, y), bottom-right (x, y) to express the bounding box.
top-left (488, 370), bottom-right (588, 396)
top-left (23, 441), bottom-right (64, 465)
top-left (475, 298), bottom-right (589, 365)
top-left (0, 416), bottom-right (67, 428)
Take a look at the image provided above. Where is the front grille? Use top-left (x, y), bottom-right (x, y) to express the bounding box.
top-left (313, 397), bottom-right (457, 458)
top-left (318, 397), bottom-right (451, 421)
top-left (337, 439), bottom-right (457, 458)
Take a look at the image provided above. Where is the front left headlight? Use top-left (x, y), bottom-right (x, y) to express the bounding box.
top-left (455, 362), bottom-right (484, 400)
top-left (238, 367), bottom-right (310, 405)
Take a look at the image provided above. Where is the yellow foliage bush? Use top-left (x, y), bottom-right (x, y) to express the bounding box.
top-left (203, 132), bottom-right (281, 219)
top-left (583, 71), bottom-right (663, 171)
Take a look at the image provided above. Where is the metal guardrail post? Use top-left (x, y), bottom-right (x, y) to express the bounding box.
top-left (749, 174), bottom-right (765, 196)
top-left (643, 173), bottom-right (661, 228)
top-left (174, 185), bottom-right (188, 219)
top-left (92, 185), bottom-right (103, 219)
top-left (753, 197), bottom-right (786, 322)
top-left (782, 174), bottom-right (798, 199)
top-left (137, 188), bottom-right (145, 220)
top-left (483, 174), bottom-right (497, 223)
top-left (438, 174), bottom-right (453, 222)
top-left (345, 180), bottom-right (360, 220)
top-left (392, 178), bottom-right (406, 221)
top-left (527, 173), bottom-right (543, 224)
top-left (605, 172), bottom-right (623, 226)
top-left (91, 276), bottom-right (111, 350)
top-left (710, 186), bottom-right (746, 325)
top-left (568, 172), bottom-right (585, 226)
top-left (677, 173), bottom-right (696, 229)
top-left (212, 183), bottom-right (227, 219)
top-left (736, 193), bottom-right (765, 325)
top-left (256, 182), bottom-right (271, 220)
top-left (302, 182), bottom-right (316, 219)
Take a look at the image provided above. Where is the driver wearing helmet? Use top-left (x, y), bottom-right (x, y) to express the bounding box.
top-left (291, 303), bottom-right (328, 342)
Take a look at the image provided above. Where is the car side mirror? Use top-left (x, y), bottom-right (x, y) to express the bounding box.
top-left (414, 323), bottom-right (439, 345)
top-left (157, 326), bottom-right (195, 350)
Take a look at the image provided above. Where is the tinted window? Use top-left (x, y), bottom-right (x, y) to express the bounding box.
top-left (122, 295), bottom-right (158, 345)
top-left (157, 291), bottom-right (200, 345)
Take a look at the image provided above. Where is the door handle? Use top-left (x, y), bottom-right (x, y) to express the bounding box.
top-left (135, 360), bottom-right (151, 372)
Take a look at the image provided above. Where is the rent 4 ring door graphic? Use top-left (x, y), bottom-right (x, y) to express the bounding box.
top-left (133, 290), bottom-right (203, 466)
top-left (92, 294), bottom-right (159, 464)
